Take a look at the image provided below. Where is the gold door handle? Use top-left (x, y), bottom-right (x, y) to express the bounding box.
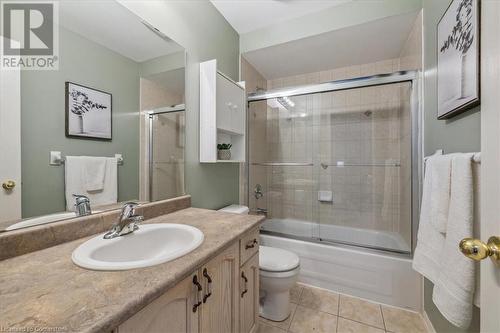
top-left (459, 236), bottom-right (500, 263)
top-left (2, 180), bottom-right (15, 190)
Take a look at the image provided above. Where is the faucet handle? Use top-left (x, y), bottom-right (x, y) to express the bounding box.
top-left (123, 201), bottom-right (138, 209)
top-left (73, 194), bottom-right (91, 216)
top-left (129, 215), bottom-right (144, 224)
top-left (120, 202), bottom-right (139, 218)
top-left (73, 194), bottom-right (90, 204)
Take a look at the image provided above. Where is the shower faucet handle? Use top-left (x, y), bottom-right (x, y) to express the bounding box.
top-left (254, 184), bottom-right (264, 199)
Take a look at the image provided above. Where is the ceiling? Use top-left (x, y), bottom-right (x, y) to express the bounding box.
top-left (210, 0), bottom-right (352, 34)
top-left (242, 11), bottom-right (419, 80)
top-left (59, 0), bottom-right (184, 63)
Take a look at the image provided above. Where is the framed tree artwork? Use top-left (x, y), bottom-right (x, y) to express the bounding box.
top-left (437, 0), bottom-right (480, 119)
top-left (65, 82), bottom-right (112, 140)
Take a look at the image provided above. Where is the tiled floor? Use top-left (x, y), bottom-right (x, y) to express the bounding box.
top-left (258, 283), bottom-right (428, 333)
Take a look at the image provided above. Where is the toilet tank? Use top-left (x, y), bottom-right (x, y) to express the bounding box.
top-left (218, 204), bottom-right (249, 214)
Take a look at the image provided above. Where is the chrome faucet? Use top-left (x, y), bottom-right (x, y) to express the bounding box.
top-left (103, 202), bottom-right (144, 239)
top-left (73, 194), bottom-right (91, 217)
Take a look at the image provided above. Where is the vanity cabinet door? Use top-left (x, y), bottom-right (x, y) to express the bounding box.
top-left (216, 74), bottom-right (233, 133)
top-left (230, 84), bottom-right (245, 136)
top-left (117, 273), bottom-right (199, 333)
top-left (200, 243), bottom-right (239, 333)
top-left (216, 73), bottom-right (245, 135)
top-left (239, 253), bottom-right (259, 333)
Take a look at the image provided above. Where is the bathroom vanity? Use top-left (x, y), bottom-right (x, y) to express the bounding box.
top-left (117, 227), bottom-right (260, 333)
top-left (0, 197), bottom-right (263, 333)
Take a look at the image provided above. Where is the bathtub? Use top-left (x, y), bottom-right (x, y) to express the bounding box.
top-left (261, 218), bottom-right (411, 253)
top-left (259, 220), bottom-right (422, 311)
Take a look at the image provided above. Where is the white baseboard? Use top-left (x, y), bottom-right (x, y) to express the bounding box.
top-left (423, 310), bottom-right (437, 333)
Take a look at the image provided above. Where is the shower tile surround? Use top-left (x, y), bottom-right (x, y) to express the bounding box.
top-left (248, 59), bottom-right (413, 249)
top-left (259, 283), bottom-right (429, 333)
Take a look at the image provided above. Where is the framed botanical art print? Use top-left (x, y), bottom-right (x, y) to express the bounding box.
top-left (437, 0), bottom-right (480, 119)
top-left (65, 82), bottom-right (112, 140)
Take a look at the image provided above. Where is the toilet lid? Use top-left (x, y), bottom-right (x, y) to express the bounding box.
top-left (218, 205), bottom-right (249, 214)
top-left (259, 246), bottom-right (300, 272)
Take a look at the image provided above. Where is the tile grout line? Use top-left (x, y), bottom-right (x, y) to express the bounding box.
top-left (286, 285), bottom-right (303, 333)
top-left (337, 314), bottom-right (386, 331)
top-left (287, 303), bottom-right (301, 333)
top-left (380, 304), bottom-right (388, 331)
top-left (336, 293), bottom-right (341, 332)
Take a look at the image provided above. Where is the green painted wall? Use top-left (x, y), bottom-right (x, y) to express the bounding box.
top-left (422, 0), bottom-right (480, 332)
top-left (119, 0), bottom-right (240, 210)
top-left (140, 51), bottom-right (185, 78)
top-left (21, 27), bottom-right (140, 218)
top-left (240, 0), bottom-right (422, 53)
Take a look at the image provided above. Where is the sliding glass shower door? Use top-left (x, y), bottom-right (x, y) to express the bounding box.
top-left (313, 82), bottom-right (412, 253)
top-left (248, 74), bottom-right (415, 254)
top-left (248, 96), bottom-right (316, 239)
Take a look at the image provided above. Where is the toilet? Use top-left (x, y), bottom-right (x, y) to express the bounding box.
top-left (218, 205), bottom-right (301, 322)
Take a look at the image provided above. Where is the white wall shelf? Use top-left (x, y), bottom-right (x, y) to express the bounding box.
top-left (200, 59), bottom-right (246, 163)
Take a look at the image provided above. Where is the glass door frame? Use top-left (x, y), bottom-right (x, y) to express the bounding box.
top-left (147, 104), bottom-right (185, 201)
top-left (246, 71), bottom-right (422, 255)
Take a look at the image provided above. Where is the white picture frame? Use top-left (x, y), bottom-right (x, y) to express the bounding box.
top-left (437, 0), bottom-right (480, 119)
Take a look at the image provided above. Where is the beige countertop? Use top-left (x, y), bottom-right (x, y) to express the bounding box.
top-left (0, 208), bottom-right (263, 333)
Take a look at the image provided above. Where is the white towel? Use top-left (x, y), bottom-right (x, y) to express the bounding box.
top-left (413, 153), bottom-right (476, 329)
top-left (432, 154), bottom-right (475, 328)
top-left (413, 155), bottom-right (445, 283)
top-left (83, 156), bottom-right (107, 191)
top-left (65, 156), bottom-right (118, 211)
top-left (429, 155), bottom-right (453, 233)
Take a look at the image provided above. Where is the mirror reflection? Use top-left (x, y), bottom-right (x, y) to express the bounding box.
top-left (0, 0), bottom-right (186, 232)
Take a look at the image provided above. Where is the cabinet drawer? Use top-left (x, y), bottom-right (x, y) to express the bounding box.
top-left (240, 228), bottom-right (259, 266)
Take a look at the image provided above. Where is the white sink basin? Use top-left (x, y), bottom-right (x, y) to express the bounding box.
top-left (72, 223), bottom-right (204, 270)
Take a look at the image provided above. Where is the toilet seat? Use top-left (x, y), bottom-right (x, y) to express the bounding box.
top-left (259, 246), bottom-right (300, 272)
top-left (260, 265), bottom-right (300, 278)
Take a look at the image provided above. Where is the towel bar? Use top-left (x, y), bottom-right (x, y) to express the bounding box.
top-left (424, 149), bottom-right (481, 164)
top-left (49, 151), bottom-right (124, 166)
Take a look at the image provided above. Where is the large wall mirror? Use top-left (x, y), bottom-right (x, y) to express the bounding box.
top-left (0, 0), bottom-right (186, 232)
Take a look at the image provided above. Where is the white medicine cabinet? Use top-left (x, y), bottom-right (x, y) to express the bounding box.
top-left (200, 59), bottom-right (245, 163)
